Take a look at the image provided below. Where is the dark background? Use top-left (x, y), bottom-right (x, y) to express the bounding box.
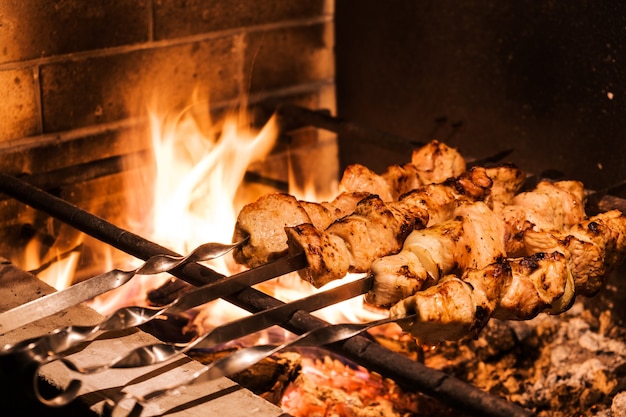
top-left (335, 0), bottom-right (626, 192)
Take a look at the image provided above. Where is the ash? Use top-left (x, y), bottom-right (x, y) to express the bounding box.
top-left (424, 267), bottom-right (626, 416)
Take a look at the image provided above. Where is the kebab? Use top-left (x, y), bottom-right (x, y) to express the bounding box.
top-left (390, 209), bottom-right (626, 346)
top-left (339, 139), bottom-right (466, 201)
top-left (285, 166), bottom-right (494, 287)
top-left (366, 179), bottom-right (586, 307)
top-left (233, 140), bottom-right (468, 268)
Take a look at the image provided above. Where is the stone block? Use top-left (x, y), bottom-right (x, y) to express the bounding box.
top-left (0, 0), bottom-right (150, 64)
top-left (246, 23), bottom-right (334, 94)
top-left (153, 0), bottom-right (328, 39)
top-left (40, 38), bottom-right (241, 132)
top-left (0, 68), bottom-right (40, 142)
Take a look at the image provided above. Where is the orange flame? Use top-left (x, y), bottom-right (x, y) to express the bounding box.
top-left (90, 99), bottom-right (279, 315)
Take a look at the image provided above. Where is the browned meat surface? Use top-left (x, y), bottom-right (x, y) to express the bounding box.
top-left (523, 209), bottom-right (626, 296)
top-left (367, 177), bottom-right (581, 307)
top-left (500, 180), bottom-right (586, 256)
top-left (367, 201), bottom-right (506, 307)
top-left (495, 252), bottom-right (574, 320)
top-left (397, 165), bottom-right (494, 227)
top-left (339, 164), bottom-right (393, 201)
top-left (390, 210), bottom-right (626, 345)
top-left (285, 223), bottom-right (352, 287)
top-left (484, 164), bottom-right (526, 212)
top-left (299, 192), bottom-right (371, 230)
top-left (234, 141), bottom-right (470, 270)
top-left (286, 167), bottom-right (494, 287)
top-left (380, 163), bottom-right (422, 200)
top-left (339, 140), bottom-right (466, 201)
top-left (232, 193), bottom-right (312, 267)
top-left (391, 252), bottom-right (574, 346)
top-left (233, 191), bottom-right (369, 268)
top-left (410, 140), bottom-right (466, 184)
top-left (287, 195), bottom-right (415, 287)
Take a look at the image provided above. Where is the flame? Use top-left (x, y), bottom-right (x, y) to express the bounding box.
top-left (148, 104), bottom-right (278, 255)
top-left (23, 238), bottom-right (80, 290)
top-left (90, 98), bottom-right (279, 315)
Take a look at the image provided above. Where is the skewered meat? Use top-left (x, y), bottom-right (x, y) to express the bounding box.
top-left (500, 180), bottom-right (586, 256)
top-left (366, 178), bottom-right (586, 307)
top-left (523, 209), bottom-right (626, 296)
top-left (410, 139), bottom-right (466, 184)
top-left (366, 201), bottom-right (507, 307)
top-left (286, 195), bottom-right (414, 287)
top-left (483, 164), bottom-right (526, 213)
top-left (390, 252), bottom-right (573, 346)
top-left (234, 141), bottom-right (471, 269)
top-left (340, 164), bottom-right (396, 202)
top-left (339, 140), bottom-right (466, 201)
top-left (286, 167), bottom-right (493, 287)
top-left (390, 210), bottom-right (626, 345)
top-left (233, 191), bottom-right (368, 267)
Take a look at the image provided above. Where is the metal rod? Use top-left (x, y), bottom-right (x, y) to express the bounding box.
top-left (0, 172), bottom-right (224, 287)
top-left (275, 104), bottom-right (420, 151)
top-left (0, 173), bottom-right (535, 417)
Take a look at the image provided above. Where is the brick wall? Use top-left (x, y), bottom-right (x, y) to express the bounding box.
top-left (0, 0), bottom-right (337, 269)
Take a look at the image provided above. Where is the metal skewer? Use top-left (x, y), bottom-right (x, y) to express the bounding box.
top-left (0, 239), bottom-right (247, 334)
top-left (25, 275), bottom-right (373, 407)
top-left (104, 312), bottom-right (418, 417)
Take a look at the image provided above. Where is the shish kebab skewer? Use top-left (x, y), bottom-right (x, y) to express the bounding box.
top-left (0, 173), bottom-right (534, 417)
top-left (391, 210), bottom-right (626, 346)
top-left (366, 179), bottom-right (587, 307)
top-left (284, 164), bottom-right (525, 288)
top-left (234, 147), bottom-right (525, 288)
top-left (233, 140), bottom-right (468, 269)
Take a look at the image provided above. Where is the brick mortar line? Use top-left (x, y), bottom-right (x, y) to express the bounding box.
top-left (0, 15), bottom-right (333, 72)
top-left (0, 78), bottom-right (334, 153)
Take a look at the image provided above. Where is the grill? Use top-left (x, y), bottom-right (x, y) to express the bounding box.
top-left (2, 2), bottom-right (626, 416)
top-left (0, 107), bottom-right (544, 417)
top-left (2, 105), bottom-right (626, 417)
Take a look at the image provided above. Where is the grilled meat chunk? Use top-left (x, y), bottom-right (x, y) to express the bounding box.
top-left (366, 201), bottom-right (506, 307)
top-left (339, 140), bottom-right (466, 201)
top-left (340, 164), bottom-right (394, 202)
top-left (391, 252), bottom-right (573, 346)
top-left (234, 142), bottom-right (469, 269)
top-left (391, 210), bottom-right (626, 345)
top-left (410, 140), bottom-right (466, 184)
top-left (500, 180), bottom-right (586, 256)
top-left (483, 164), bottom-right (527, 213)
top-left (300, 192), bottom-right (370, 230)
top-left (367, 177), bottom-right (582, 307)
top-left (396, 165), bottom-right (493, 228)
top-left (232, 193), bottom-right (311, 267)
top-left (286, 167), bottom-right (493, 287)
top-left (523, 209), bottom-right (626, 296)
top-left (287, 195), bottom-right (415, 287)
top-left (233, 191), bottom-right (368, 268)
top-left (380, 163), bottom-right (422, 201)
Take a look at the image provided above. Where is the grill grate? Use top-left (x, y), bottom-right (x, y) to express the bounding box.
top-left (0, 164), bottom-right (535, 417)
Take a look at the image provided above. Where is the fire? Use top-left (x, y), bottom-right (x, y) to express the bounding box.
top-left (89, 98), bottom-right (280, 315)
top-left (147, 103), bottom-right (278, 262)
top-left (21, 90), bottom-right (400, 412)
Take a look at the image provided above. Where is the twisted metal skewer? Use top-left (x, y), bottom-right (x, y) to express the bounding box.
top-left (0, 239), bottom-right (249, 407)
top-left (21, 274), bottom-right (371, 407)
top-left (2, 238), bottom-right (247, 356)
top-left (104, 313), bottom-right (418, 417)
top-left (0, 238), bottom-right (248, 334)
top-left (55, 275), bottom-right (372, 375)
